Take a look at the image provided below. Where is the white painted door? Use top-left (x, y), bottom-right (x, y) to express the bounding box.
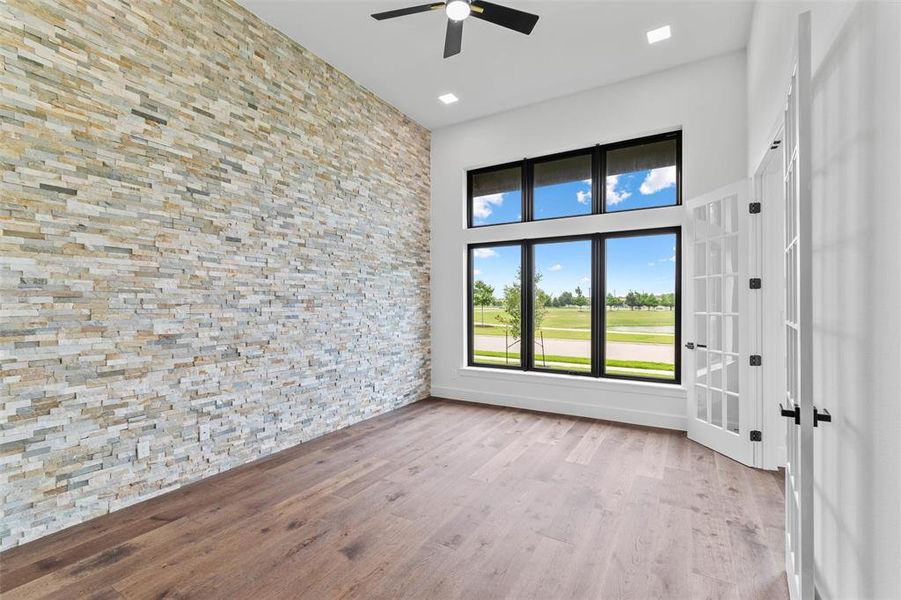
top-left (783, 12), bottom-right (814, 600)
top-left (683, 179), bottom-right (757, 466)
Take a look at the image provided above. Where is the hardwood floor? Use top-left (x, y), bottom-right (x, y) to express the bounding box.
top-left (0, 399), bottom-right (788, 599)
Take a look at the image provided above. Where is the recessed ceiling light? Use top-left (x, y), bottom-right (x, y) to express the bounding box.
top-left (438, 93), bottom-right (459, 105)
top-left (647, 25), bottom-right (671, 44)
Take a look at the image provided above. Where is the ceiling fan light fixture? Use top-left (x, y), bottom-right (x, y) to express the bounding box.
top-left (445, 0), bottom-right (471, 22)
top-left (372, 0), bottom-right (539, 58)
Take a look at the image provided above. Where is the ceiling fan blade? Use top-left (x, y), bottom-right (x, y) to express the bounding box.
top-left (371, 3), bottom-right (442, 20)
top-left (471, 1), bottom-right (539, 35)
top-left (444, 19), bottom-right (463, 58)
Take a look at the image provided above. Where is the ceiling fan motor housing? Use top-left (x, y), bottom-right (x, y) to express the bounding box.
top-left (371, 0), bottom-right (539, 59)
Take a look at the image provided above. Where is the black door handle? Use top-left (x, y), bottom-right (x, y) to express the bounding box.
top-left (813, 406), bottom-right (832, 427)
top-left (780, 403), bottom-right (800, 425)
top-left (685, 342), bottom-right (707, 350)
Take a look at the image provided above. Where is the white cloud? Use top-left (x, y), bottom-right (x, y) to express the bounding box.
top-left (472, 193), bottom-right (505, 219)
top-left (576, 190), bottom-right (591, 205)
top-left (580, 277), bottom-right (591, 284)
top-left (473, 269), bottom-right (481, 276)
top-left (648, 262), bottom-right (656, 267)
top-left (549, 264), bottom-right (563, 272)
top-left (606, 175), bottom-right (632, 205)
top-left (473, 248), bottom-right (497, 259)
top-left (640, 166), bottom-right (676, 195)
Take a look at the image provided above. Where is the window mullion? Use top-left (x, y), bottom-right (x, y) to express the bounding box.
top-left (595, 234), bottom-right (605, 377)
top-left (522, 159), bottom-right (533, 222)
top-left (521, 242), bottom-right (533, 371)
top-left (593, 145), bottom-right (603, 216)
top-left (467, 247), bottom-right (474, 365)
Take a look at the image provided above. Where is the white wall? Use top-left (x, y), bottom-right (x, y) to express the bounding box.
top-left (430, 51), bottom-right (747, 430)
top-left (746, 1), bottom-right (856, 174)
top-left (748, 2), bottom-right (901, 598)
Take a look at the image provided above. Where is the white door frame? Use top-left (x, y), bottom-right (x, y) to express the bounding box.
top-left (752, 124), bottom-right (787, 471)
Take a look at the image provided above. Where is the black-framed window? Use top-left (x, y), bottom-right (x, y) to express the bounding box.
top-left (468, 163), bottom-right (523, 227)
top-left (469, 242), bottom-right (523, 367)
top-left (604, 136), bottom-right (679, 213)
top-left (466, 131), bottom-right (681, 228)
top-left (467, 227), bottom-right (681, 384)
top-left (602, 229), bottom-right (680, 382)
top-left (532, 151), bottom-right (594, 221)
top-left (531, 237), bottom-right (593, 374)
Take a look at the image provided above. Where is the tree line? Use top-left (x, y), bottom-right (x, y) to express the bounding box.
top-left (473, 275), bottom-right (675, 333)
top-left (607, 291), bottom-right (675, 310)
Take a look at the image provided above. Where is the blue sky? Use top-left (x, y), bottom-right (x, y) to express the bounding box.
top-left (471, 165), bottom-right (678, 298)
top-left (606, 166), bottom-right (677, 212)
top-left (534, 180), bottom-right (592, 220)
top-left (605, 233), bottom-right (676, 296)
top-left (472, 233), bottom-right (676, 299)
top-left (472, 191), bottom-right (521, 226)
top-left (534, 240), bottom-right (591, 296)
top-left (472, 166), bottom-right (676, 226)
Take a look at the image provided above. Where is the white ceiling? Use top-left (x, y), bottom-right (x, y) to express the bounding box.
top-left (238, 1), bottom-right (754, 130)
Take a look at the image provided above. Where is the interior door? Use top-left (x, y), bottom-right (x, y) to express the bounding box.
top-left (683, 179), bottom-right (756, 466)
top-left (783, 11), bottom-right (814, 600)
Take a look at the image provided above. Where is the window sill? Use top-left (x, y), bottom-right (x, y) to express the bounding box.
top-left (457, 366), bottom-right (686, 398)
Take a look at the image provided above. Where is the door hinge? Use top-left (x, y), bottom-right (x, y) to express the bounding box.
top-left (750, 430), bottom-right (762, 442)
top-left (750, 355), bottom-right (762, 366)
top-left (749, 202), bottom-right (761, 214)
top-left (749, 278), bottom-right (762, 289)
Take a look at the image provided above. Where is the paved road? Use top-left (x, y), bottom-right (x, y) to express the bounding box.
top-left (474, 335), bottom-right (674, 363)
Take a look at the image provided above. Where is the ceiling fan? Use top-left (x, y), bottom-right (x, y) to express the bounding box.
top-left (371, 0), bottom-right (539, 58)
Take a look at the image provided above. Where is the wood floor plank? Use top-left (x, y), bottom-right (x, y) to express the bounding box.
top-left (0, 399), bottom-right (789, 600)
top-left (690, 572), bottom-right (741, 600)
top-left (565, 420), bottom-right (612, 465)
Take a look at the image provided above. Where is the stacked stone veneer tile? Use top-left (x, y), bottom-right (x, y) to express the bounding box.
top-left (0, 0), bottom-right (430, 549)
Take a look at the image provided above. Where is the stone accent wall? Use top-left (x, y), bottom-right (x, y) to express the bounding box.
top-left (0, 0), bottom-right (430, 550)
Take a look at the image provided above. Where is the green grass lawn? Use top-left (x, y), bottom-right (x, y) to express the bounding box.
top-left (474, 325), bottom-right (674, 345)
top-left (472, 307), bottom-right (676, 380)
top-left (472, 306), bottom-right (675, 330)
top-left (475, 326), bottom-right (673, 345)
top-left (473, 350), bottom-right (674, 379)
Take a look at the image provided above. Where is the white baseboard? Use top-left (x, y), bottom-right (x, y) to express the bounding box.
top-left (431, 385), bottom-right (687, 431)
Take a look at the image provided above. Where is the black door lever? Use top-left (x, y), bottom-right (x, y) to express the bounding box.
top-left (780, 403), bottom-right (800, 425)
top-left (813, 406), bottom-right (832, 427)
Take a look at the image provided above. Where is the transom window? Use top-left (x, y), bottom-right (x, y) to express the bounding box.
top-left (467, 131), bottom-right (680, 227)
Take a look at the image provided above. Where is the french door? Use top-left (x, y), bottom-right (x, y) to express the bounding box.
top-left (683, 180), bottom-right (757, 466)
top-left (783, 12), bottom-right (814, 600)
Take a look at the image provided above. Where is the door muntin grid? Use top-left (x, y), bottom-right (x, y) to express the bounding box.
top-left (784, 67), bottom-right (804, 583)
top-left (693, 194), bottom-right (741, 434)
